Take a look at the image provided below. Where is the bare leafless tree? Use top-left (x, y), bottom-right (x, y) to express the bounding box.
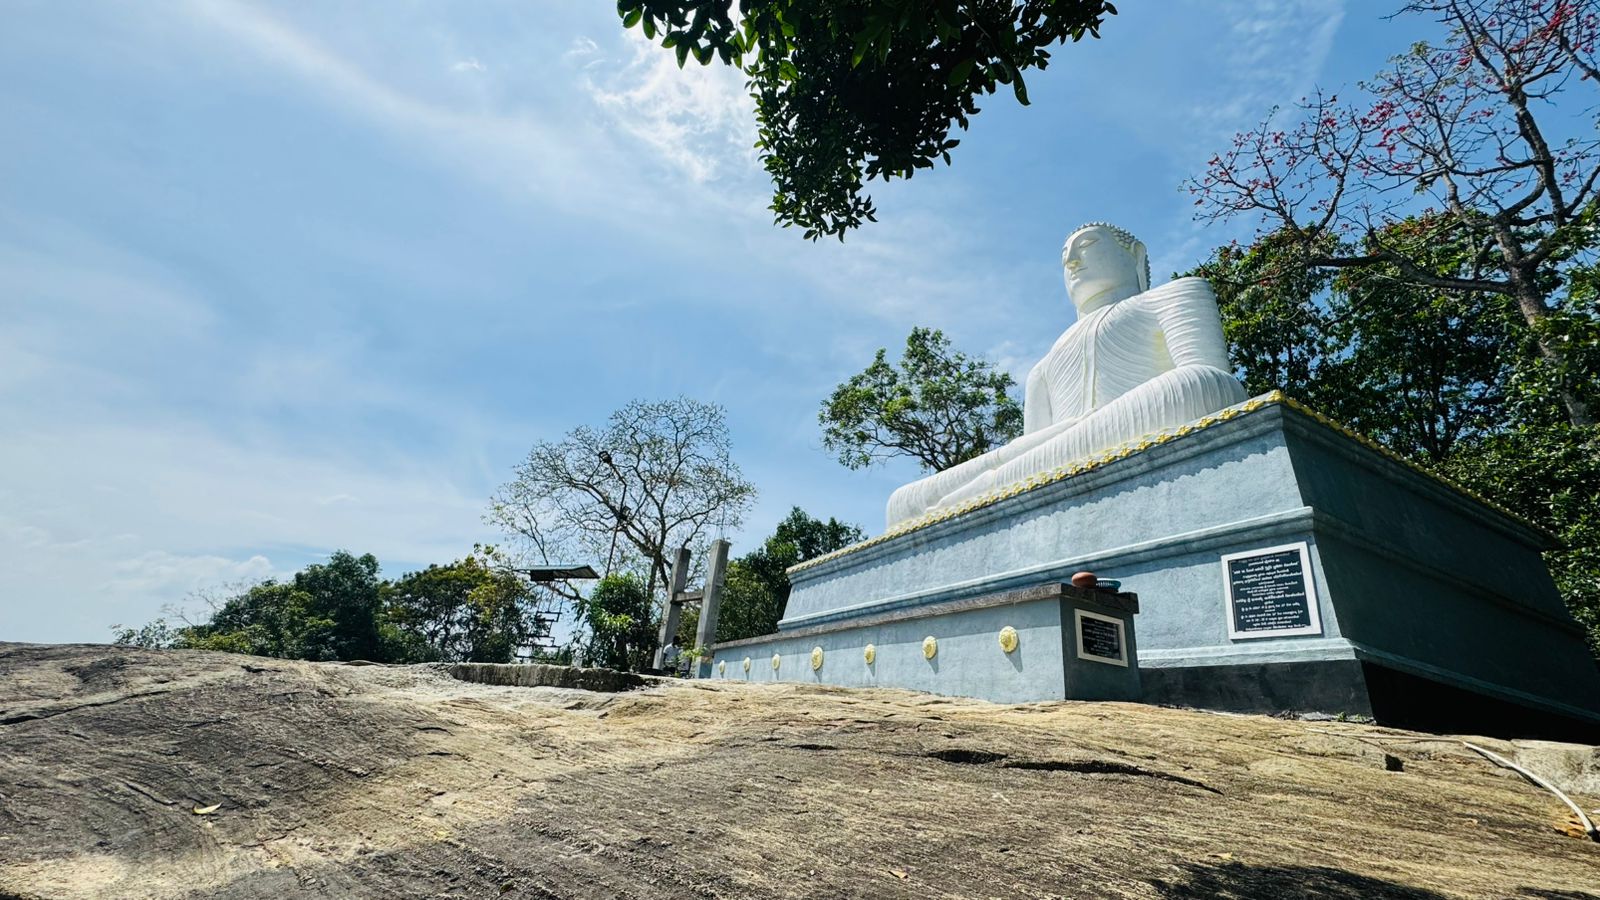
top-left (1187, 0), bottom-right (1600, 425)
top-left (487, 397), bottom-right (756, 604)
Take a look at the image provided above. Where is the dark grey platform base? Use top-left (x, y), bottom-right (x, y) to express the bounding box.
top-left (1140, 659), bottom-right (1374, 719)
top-left (1142, 660), bottom-right (1600, 743)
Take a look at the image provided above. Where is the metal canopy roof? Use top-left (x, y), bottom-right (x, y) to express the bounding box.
top-left (522, 564), bottom-right (600, 582)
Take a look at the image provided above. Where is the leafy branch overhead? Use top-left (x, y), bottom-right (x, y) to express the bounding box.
top-left (616, 0), bottom-right (1118, 240)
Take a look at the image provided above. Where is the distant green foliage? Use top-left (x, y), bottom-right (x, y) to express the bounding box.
top-left (821, 327), bottom-right (1022, 473)
top-left (617, 0), bottom-right (1117, 239)
top-left (1440, 424), bottom-right (1600, 659)
top-left (382, 548), bottom-right (546, 664)
top-left (111, 549), bottom-right (553, 664)
top-left (108, 617), bottom-right (185, 650)
top-left (575, 573), bottom-right (659, 672)
top-left (714, 507), bottom-right (865, 642)
top-left (1196, 222), bottom-right (1516, 463)
top-left (709, 562), bottom-right (781, 644)
top-left (185, 552), bottom-right (385, 661)
top-left (1193, 220), bottom-right (1600, 659)
top-left (1504, 262), bottom-right (1600, 429)
top-left (561, 505), bottom-right (863, 664)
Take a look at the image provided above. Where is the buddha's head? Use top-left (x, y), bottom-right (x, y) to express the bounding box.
top-left (1062, 223), bottom-right (1149, 314)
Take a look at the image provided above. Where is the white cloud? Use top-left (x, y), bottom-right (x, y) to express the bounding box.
top-left (169, 0), bottom-right (794, 292)
top-left (0, 220), bottom-right (508, 642)
top-left (0, 417), bottom-right (498, 641)
top-left (179, 0), bottom-right (631, 222)
top-left (1189, 0), bottom-right (1346, 138)
top-left (169, 0), bottom-right (1003, 331)
top-left (451, 57), bottom-right (484, 73)
top-left (583, 29), bottom-right (757, 184)
top-left (105, 551), bottom-right (278, 596)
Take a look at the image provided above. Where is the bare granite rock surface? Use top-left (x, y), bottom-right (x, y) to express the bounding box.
top-left (1, 642), bottom-right (1596, 899)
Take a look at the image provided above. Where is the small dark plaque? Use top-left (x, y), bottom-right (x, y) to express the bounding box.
top-left (1222, 543), bottom-right (1320, 639)
top-left (1075, 610), bottom-right (1127, 666)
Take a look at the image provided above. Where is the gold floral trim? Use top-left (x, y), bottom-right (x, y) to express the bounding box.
top-left (787, 392), bottom-right (1542, 575)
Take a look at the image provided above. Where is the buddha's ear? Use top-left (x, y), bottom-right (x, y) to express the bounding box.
top-left (1130, 241), bottom-right (1150, 292)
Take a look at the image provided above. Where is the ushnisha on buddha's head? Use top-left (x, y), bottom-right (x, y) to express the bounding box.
top-left (1061, 223), bottom-right (1150, 314)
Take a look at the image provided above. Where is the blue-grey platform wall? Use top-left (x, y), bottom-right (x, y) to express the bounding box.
top-left (707, 590), bottom-right (1141, 704)
top-left (769, 397), bottom-right (1600, 727)
top-left (709, 596), bottom-right (1067, 704)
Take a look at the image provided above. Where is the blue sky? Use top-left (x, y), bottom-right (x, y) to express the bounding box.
top-left (3, 0), bottom-right (1425, 642)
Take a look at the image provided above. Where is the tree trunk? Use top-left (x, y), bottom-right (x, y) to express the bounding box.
top-left (1504, 282), bottom-right (1593, 426)
top-left (1497, 233), bottom-right (1594, 427)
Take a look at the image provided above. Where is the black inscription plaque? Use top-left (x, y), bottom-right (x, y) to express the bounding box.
top-left (1078, 614), bottom-right (1124, 663)
top-left (1225, 545), bottom-right (1317, 637)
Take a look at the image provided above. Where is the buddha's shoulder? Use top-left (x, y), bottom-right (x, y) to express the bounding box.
top-left (1132, 276), bottom-right (1217, 307)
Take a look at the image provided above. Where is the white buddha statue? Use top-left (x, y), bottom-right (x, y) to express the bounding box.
top-left (885, 223), bottom-right (1247, 527)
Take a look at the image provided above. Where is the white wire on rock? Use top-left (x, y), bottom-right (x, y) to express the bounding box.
top-left (1462, 741), bottom-right (1599, 843)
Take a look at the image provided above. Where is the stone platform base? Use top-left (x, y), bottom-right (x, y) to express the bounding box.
top-left (761, 393), bottom-right (1600, 741)
top-left (706, 583), bottom-right (1141, 704)
top-left (1141, 661), bottom-right (1600, 743)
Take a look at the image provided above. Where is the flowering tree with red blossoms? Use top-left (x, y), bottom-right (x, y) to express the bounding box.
top-left (1186, 0), bottom-right (1600, 426)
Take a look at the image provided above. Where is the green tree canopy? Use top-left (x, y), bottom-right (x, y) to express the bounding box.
top-left (713, 507), bottom-right (865, 642)
top-left (820, 327), bottom-right (1022, 473)
top-left (709, 562), bottom-right (781, 644)
top-left (1185, 0), bottom-right (1600, 427)
top-left (617, 0), bottom-right (1117, 239)
top-left (1194, 220), bottom-right (1517, 462)
top-left (383, 548), bottom-right (547, 663)
top-left (1194, 220), bottom-right (1600, 658)
top-left (180, 582), bottom-right (331, 658)
top-left (575, 572), bottom-right (659, 671)
top-left (1440, 423), bottom-right (1600, 657)
top-left (111, 550), bottom-right (557, 665)
top-left (176, 551), bottom-right (384, 661)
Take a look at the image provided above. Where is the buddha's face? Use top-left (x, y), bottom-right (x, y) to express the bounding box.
top-left (1062, 227), bottom-right (1143, 312)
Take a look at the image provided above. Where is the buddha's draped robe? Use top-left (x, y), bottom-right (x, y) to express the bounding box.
top-left (885, 277), bottom-right (1246, 527)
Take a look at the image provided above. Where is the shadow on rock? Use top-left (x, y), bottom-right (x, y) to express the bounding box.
top-left (1152, 862), bottom-right (1451, 900)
